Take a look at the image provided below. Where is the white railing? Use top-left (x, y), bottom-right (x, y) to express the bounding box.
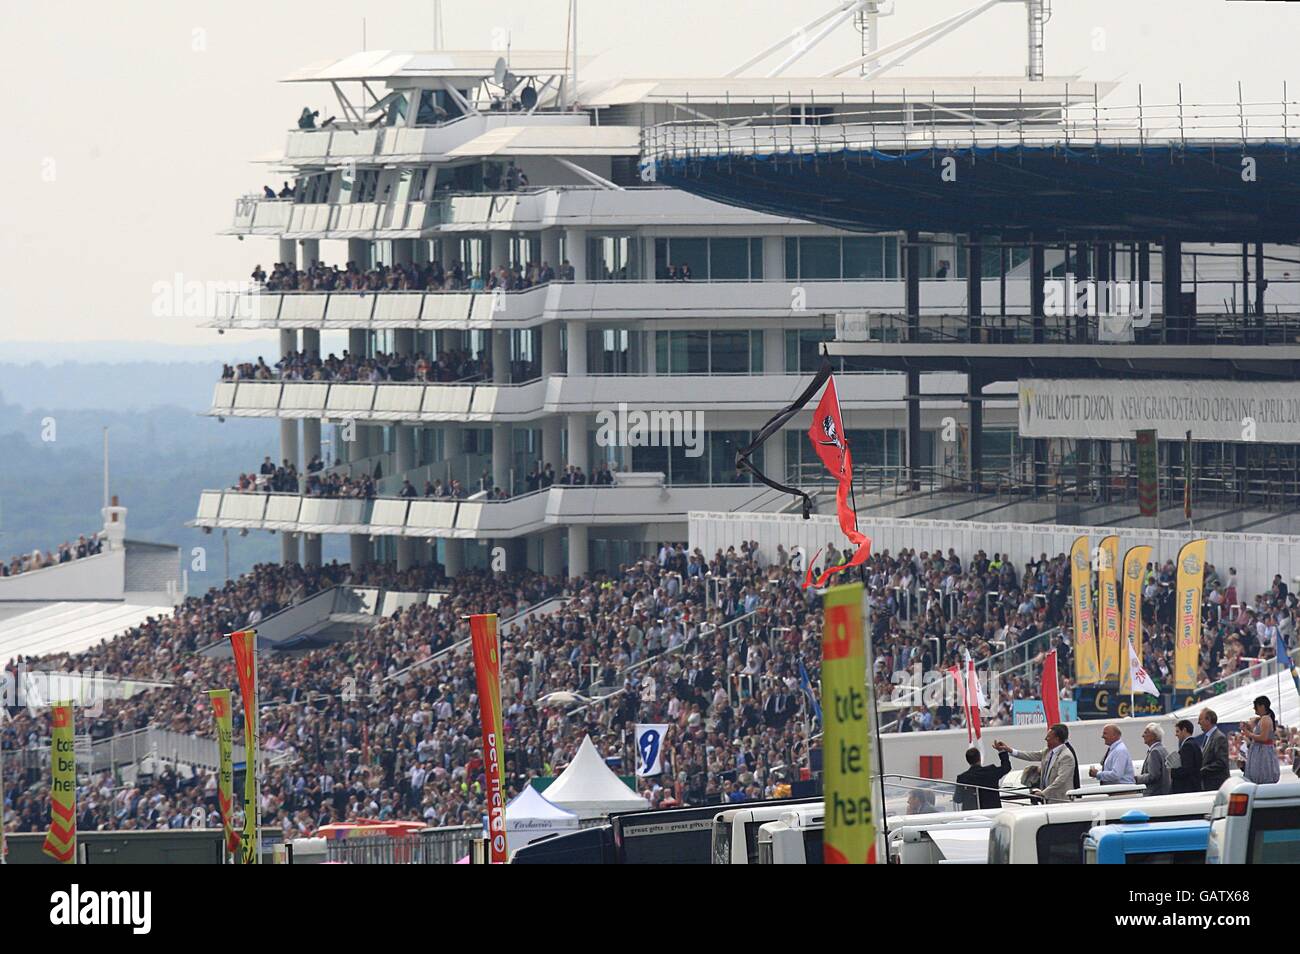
top-left (644, 86), bottom-right (1300, 159)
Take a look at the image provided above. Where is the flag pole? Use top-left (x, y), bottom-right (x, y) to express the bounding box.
top-left (252, 632), bottom-right (261, 864)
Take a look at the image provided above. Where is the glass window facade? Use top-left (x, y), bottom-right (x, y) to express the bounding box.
top-left (785, 236), bottom-right (898, 280)
top-left (654, 237), bottom-right (765, 280)
top-left (655, 330), bottom-right (763, 374)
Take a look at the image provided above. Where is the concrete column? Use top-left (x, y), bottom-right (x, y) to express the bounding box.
top-left (490, 231), bottom-right (510, 271)
top-left (763, 235), bottom-right (783, 281)
top-left (395, 424), bottom-right (416, 474)
top-left (567, 414), bottom-right (589, 472)
top-left (300, 239), bottom-right (320, 268)
top-left (542, 529), bottom-right (563, 577)
top-left (279, 328), bottom-right (298, 358)
top-left (492, 329), bottom-right (510, 384)
top-left (394, 328), bottom-right (415, 358)
top-left (303, 418), bottom-right (322, 468)
top-left (347, 238), bottom-right (369, 269)
top-left (968, 375), bottom-right (984, 493)
top-left (302, 328), bottom-right (321, 361)
top-left (443, 538), bottom-right (464, 577)
top-left (541, 416), bottom-right (563, 473)
top-left (1162, 236), bottom-right (1184, 335)
top-left (763, 326), bottom-right (784, 375)
top-left (348, 328), bottom-right (367, 360)
top-left (303, 534), bottom-right (322, 567)
top-left (349, 533), bottom-right (369, 570)
top-left (966, 235), bottom-right (982, 342)
top-left (541, 321), bottom-right (562, 377)
top-left (567, 525), bottom-right (589, 578)
top-left (765, 425), bottom-right (788, 485)
top-left (1030, 240), bottom-right (1046, 343)
top-left (905, 231), bottom-right (921, 492)
top-left (280, 419), bottom-right (301, 476)
top-left (564, 228), bottom-right (586, 282)
top-left (280, 532), bottom-right (300, 565)
top-left (492, 423), bottom-right (511, 492)
top-left (565, 320), bottom-right (587, 376)
top-left (278, 238), bottom-right (296, 265)
top-left (392, 238), bottom-right (415, 266)
top-left (396, 536), bottom-right (415, 571)
top-left (541, 228), bottom-right (561, 276)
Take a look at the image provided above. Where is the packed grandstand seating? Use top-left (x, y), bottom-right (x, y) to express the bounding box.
top-left (3, 541), bottom-right (1297, 836)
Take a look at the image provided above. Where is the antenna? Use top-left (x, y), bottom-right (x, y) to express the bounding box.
top-left (103, 426), bottom-right (109, 511)
top-left (432, 0), bottom-right (444, 49)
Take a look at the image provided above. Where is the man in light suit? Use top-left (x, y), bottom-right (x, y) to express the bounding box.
top-left (995, 723), bottom-right (1079, 804)
top-left (1199, 708), bottom-right (1231, 792)
top-left (1134, 723), bottom-right (1172, 796)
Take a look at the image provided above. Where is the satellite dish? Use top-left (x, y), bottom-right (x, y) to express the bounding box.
top-left (493, 57), bottom-right (508, 86)
top-left (519, 84), bottom-right (538, 110)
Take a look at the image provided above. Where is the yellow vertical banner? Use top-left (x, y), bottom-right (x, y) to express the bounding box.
top-left (1070, 536), bottom-right (1100, 685)
top-left (1120, 545), bottom-right (1153, 694)
top-left (821, 581), bottom-right (876, 864)
top-left (42, 702), bottom-right (76, 864)
top-left (207, 689), bottom-right (239, 860)
top-left (1097, 536), bottom-right (1121, 681)
top-left (1175, 540), bottom-right (1207, 691)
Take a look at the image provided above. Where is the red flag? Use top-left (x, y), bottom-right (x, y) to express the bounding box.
top-left (803, 373), bottom-right (871, 588)
top-left (1041, 649), bottom-right (1061, 727)
top-left (966, 655), bottom-right (983, 741)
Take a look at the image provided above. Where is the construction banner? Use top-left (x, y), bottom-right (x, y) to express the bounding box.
top-left (1097, 536), bottom-right (1121, 681)
top-left (41, 702), bottom-right (76, 864)
top-left (1175, 540), bottom-right (1208, 691)
top-left (469, 614), bottom-right (508, 864)
top-left (207, 688), bottom-right (239, 859)
top-left (228, 629), bottom-right (260, 864)
top-left (1070, 536), bottom-right (1100, 685)
top-left (821, 581), bottom-right (876, 864)
top-left (1136, 429), bottom-right (1158, 517)
top-left (1120, 545), bottom-right (1153, 694)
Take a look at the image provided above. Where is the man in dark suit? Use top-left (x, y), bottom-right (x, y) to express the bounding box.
top-left (1199, 708), bottom-right (1231, 792)
top-left (1170, 718), bottom-right (1204, 793)
top-left (955, 746), bottom-right (1013, 810)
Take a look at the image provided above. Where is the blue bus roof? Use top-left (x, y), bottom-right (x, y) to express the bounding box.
top-left (1085, 818), bottom-right (1211, 855)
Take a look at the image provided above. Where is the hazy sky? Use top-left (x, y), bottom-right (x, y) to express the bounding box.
top-left (2, 0), bottom-right (1297, 350)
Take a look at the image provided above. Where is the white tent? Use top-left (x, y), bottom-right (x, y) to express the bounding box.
top-left (504, 784), bottom-right (580, 853)
top-left (1174, 668), bottom-right (1300, 727)
top-left (542, 735), bottom-right (649, 820)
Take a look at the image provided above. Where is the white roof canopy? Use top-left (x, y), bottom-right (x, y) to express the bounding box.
top-left (1175, 667), bottom-right (1300, 727)
top-left (542, 735), bottom-right (649, 820)
top-left (283, 50), bottom-right (578, 85)
top-left (445, 126), bottom-right (641, 159)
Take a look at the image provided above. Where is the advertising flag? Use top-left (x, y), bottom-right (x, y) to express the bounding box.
top-left (469, 613), bottom-right (508, 864)
top-left (822, 581), bottom-right (876, 864)
top-left (1120, 545), bottom-right (1153, 694)
top-left (1136, 429), bottom-right (1159, 517)
top-left (1174, 540), bottom-right (1207, 691)
top-left (635, 724), bottom-right (670, 777)
top-left (803, 374), bottom-right (872, 588)
top-left (1097, 536), bottom-right (1121, 681)
top-left (41, 702), bottom-right (76, 864)
top-left (1127, 638), bottom-right (1161, 697)
top-left (1070, 536), bottom-right (1100, 685)
top-left (1041, 650), bottom-right (1061, 727)
top-left (207, 688), bottom-right (239, 859)
top-left (228, 629), bottom-right (260, 864)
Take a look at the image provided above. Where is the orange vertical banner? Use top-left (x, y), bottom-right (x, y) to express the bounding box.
top-left (470, 613), bottom-right (508, 863)
top-left (228, 629), bottom-right (260, 864)
top-left (1070, 536), bottom-right (1100, 684)
top-left (1097, 535), bottom-right (1121, 681)
top-left (1120, 545), bottom-right (1153, 693)
top-left (207, 688), bottom-right (239, 859)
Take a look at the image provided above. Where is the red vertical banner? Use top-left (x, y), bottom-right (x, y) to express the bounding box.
top-left (470, 614), bottom-right (508, 863)
top-left (1041, 650), bottom-right (1061, 727)
top-left (228, 629), bottom-right (260, 864)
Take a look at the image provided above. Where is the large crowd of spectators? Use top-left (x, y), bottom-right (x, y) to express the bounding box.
top-left (4, 538), bottom-right (1296, 840)
top-left (2, 534), bottom-right (105, 578)
top-left (222, 348), bottom-right (491, 385)
top-left (250, 258), bottom-right (572, 296)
